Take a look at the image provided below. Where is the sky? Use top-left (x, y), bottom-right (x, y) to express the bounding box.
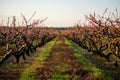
top-left (0, 0), bottom-right (120, 27)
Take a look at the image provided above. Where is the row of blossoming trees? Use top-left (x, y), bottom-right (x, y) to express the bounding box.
top-left (0, 13), bottom-right (57, 65)
top-left (63, 9), bottom-right (120, 67)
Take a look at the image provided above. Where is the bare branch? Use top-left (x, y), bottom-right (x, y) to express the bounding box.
top-left (28, 11), bottom-right (36, 22)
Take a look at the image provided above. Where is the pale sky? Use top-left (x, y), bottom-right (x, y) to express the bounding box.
top-left (0, 0), bottom-right (120, 27)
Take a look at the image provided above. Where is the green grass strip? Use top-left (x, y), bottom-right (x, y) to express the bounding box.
top-left (64, 37), bottom-right (113, 80)
top-left (19, 38), bottom-right (57, 80)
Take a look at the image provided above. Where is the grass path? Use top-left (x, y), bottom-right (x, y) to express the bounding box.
top-left (33, 35), bottom-right (106, 80)
top-left (35, 36), bottom-right (89, 80)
